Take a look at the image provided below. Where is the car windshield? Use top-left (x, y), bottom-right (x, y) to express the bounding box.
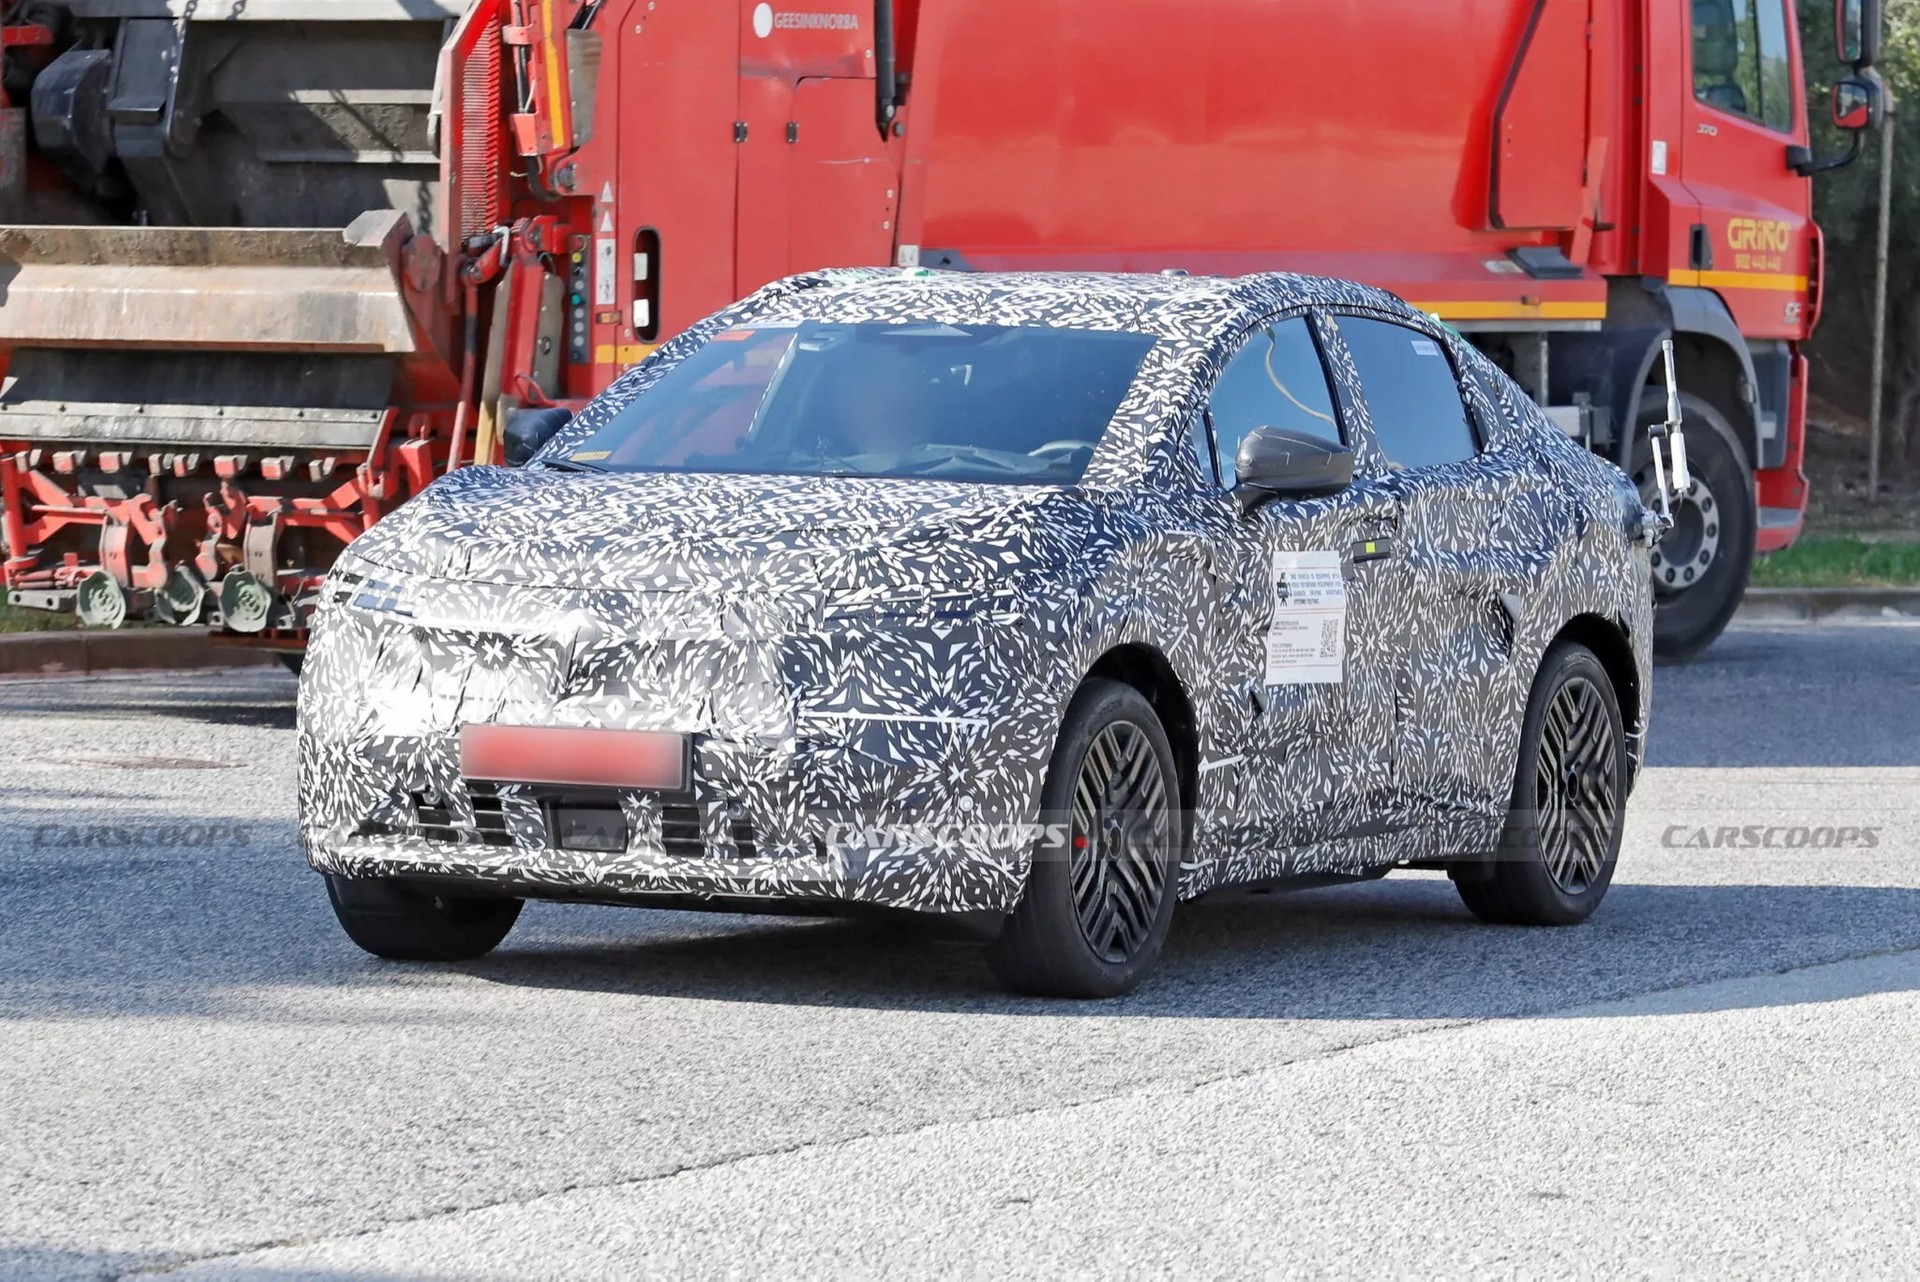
top-left (551, 320), bottom-right (1158, 485)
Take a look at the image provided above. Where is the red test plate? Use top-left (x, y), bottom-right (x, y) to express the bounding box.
top-left (459, 724), bottom-right (688, 791)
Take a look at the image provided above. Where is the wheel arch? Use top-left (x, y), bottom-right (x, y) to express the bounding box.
top-left (1537, 283), bottom-right (1760, 472)
top-left (1666, 329), bottom-right (1754, 465)
top-left (1083, 643), bottom-right (1200, 827)
top-left (1549, 612), bottom-right (1644, 777)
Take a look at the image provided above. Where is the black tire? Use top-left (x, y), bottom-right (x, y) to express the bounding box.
top-left (1632, 391), bottom-right (1755, 661)
top-left (1455, 641), bottom-right (1626, 926)
top-left (986, 679), bottom-right (1182, 998)
top-left (277, 653), bottom-right (305, 677)
top-left (324, 874), bottom-right (522, 961)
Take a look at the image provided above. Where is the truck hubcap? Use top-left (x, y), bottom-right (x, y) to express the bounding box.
top-left (1067, 722), bottom-right (1170, 964)
top-left (1637, 471), bottom-right (1722, 596)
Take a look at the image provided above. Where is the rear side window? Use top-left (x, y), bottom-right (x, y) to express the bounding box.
top-left (1206, 317), bottom-right (1342, 486)
top-left (1333, 316), bottom-right (1479, 471)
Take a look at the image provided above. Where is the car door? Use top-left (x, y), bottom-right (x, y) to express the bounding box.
top-left (1323, 312), bottom-right (1540, 815)
top-left (1191, 313), bottom-right (1408, 855)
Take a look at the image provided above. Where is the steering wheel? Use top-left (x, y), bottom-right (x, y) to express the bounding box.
top-left (1029, 439), bottom-right (1095, 460)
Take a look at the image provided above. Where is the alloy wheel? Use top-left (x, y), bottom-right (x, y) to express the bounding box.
top-left (1534, 674), bottom-right (1620, 895)
top-left (1067, 720), bottom-right (1173, 963)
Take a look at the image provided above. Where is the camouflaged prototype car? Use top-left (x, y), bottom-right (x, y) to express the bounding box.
top-left (298, 268), bottom-right (1662, 997)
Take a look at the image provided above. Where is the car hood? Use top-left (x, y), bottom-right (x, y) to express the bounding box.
top-left (342, 465), bottom-right (1084, 595)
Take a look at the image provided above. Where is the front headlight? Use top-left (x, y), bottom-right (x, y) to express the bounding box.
top-left (323, 557), bottom-right (415, 617)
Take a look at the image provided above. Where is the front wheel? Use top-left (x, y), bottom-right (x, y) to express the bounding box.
top-left (1455, 641), bottom-right (1627, 926)
top-left (325, 874), bottom-right (522, 961)
top-left (987, 679), bottom-right (1181, 998)
top-left (1632, 391), bottom-right (1756, 661)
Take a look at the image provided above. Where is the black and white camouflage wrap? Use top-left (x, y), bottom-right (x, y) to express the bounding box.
top-left (297, 270), bottom-right (1655, 915)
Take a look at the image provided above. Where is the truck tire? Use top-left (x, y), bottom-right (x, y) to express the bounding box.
top-left (1631, 391), bottom-right (1755, 661)
top-left (1455, 641), bottom-right (1626, 926)
top-left (324, 874), bottom-right (522, 961)
top-left (986, 679), bottom-right (1180, 998)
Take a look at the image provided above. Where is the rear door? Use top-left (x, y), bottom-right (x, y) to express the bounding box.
top-left (734, 3), bottom-right (903, 295)
top-left (1325, 313), bottom-right (1534, 815)
top-left (787, 77), bottom-right (900, 273)
top-left (614, 0), bottom-right (741, 340)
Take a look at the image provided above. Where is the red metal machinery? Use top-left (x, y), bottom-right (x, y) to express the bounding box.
top-left (0, 0), bottom-right (1883, 657)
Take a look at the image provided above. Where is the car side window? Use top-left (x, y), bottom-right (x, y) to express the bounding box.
top-left (1185, 411), bottom-right (1217, 484)
top-left (1332, 315), bottom-right (1479, 471)
top-left (1205, 316), bottom-right (1342, 487)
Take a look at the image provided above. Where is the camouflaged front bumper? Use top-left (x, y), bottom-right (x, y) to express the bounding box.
top-left (296, 564), bottom-right (1060, 915)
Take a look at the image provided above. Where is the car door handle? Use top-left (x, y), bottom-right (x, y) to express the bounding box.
top-left (1349, 536), bottom-right (1396, 563)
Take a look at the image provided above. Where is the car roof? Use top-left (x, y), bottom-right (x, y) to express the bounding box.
top-left (734, 268), bottom-right (1418, 341)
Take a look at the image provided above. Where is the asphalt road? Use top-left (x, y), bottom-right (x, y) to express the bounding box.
top-left (2, 621), bottom-right (1917, 1278)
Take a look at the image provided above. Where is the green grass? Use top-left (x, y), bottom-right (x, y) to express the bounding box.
top-left (0, 601), bottom-right (79, 634)
top-left (1752, 537), bottom-right (1920, 589)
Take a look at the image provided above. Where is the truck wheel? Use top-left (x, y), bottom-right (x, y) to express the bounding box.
top-left (1631, 391), bottom-right (1755, 661)
top-left (986, 679), bottom-right (1180, 998)
top-left (1455, 641), bottom-right (1626, 926)
top-left (324, 874), bottom-right (522, 961)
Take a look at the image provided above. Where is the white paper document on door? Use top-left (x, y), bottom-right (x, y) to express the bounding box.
top-left (1265, 550), bottom-right (1347, 685)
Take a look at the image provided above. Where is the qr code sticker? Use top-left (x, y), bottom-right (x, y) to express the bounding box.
top-left (1318, 616), bottom-right (1341, 658)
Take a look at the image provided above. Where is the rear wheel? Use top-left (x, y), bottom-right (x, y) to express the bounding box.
top-left (324, 874), bottom-right (522, 961)
top-left (1455, 641), bottom-right (1626, 926)
top-left (1632, 391), bottom-right (1755, 661)
top-left (987, 680), bottom-right (1180, 998)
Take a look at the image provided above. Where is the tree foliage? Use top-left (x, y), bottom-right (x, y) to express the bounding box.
top-left (1802, 0), bottom-right (1920, 467)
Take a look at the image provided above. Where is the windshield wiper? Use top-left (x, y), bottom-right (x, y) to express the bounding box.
top-left (537, 457), bottom-right (608, 474)
top-left (891, 443), bottom-right (1029, 475)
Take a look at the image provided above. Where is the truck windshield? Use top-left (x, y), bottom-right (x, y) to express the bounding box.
top-left (553, 321), bottom-right (1158, 485)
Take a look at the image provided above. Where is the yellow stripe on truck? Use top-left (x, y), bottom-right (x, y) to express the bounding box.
top-left (1668, 269), bottom-right (1808, 292)
top-left (594, 342), bottom-right (658, 366)
top-left (543, 1), bottom-right (569, 148)
top-left (1409, 300), bottom-right (1609, 321)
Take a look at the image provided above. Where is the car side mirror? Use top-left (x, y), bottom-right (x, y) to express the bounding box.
top-left (1832, 74), bottom-right (1882, 131)
top-left (1231, 427), bottom-right (1354, 512)
top-left (504, 406), bottom-right (575, 466)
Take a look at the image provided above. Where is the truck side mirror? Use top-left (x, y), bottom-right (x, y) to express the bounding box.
top-left (1832, 74), bottom-right (1882, 131)
top-left (1789, 68), bottom-right (1883, 174)
top-left (1836, 0), bottom-right (1882, 68)
top-left (1231, 427), bottom-right (1354, 512)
